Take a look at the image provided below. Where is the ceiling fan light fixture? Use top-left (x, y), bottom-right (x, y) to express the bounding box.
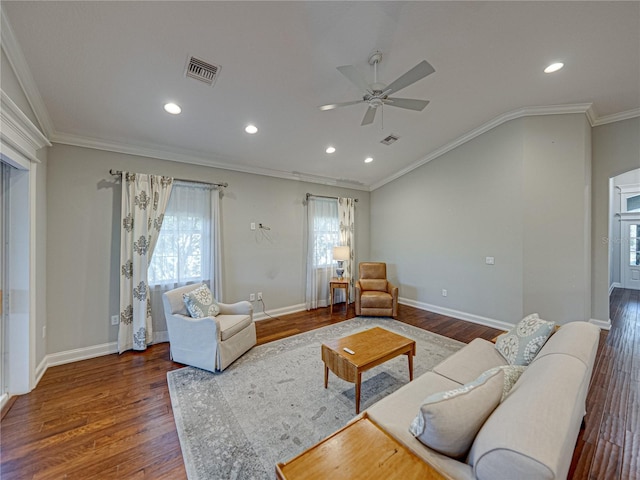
top-left (325, 146), bottom-right (336, 154)
top-left (544, 62), bottom-right (564, 73)
top-left (164, 102), bottom-right (182, 115)
top-left (245, 124), bottom-right (258, 134)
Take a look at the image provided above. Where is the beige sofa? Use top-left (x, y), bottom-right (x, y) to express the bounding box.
top-left (365, 321), bottom-right (600, 479)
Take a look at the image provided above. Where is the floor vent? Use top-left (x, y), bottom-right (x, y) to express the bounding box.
top-left (185, 56), bottom-right (220, 86)
top-left (380, 133), bottom-right (400, 145)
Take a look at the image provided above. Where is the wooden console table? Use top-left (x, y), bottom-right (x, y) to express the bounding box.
top-left (276, 413), bottom-right (448, 480)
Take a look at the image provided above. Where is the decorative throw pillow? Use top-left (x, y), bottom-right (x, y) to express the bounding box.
top-left (183, 284), bottom-right (220, 318)
top-left (495, 314), bottom-right (555, 366)
top-left (408, 368), bottom-right (504, 458)
top-left (481, 365), bottom-right (527, 401)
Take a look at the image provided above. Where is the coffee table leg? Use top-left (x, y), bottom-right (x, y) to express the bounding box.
top-left (355, 372), bottom-right (362, 414)
top-left (407, 346), bottom-right (415, 381)
top-left (324, 364), bottom-right (329, 388)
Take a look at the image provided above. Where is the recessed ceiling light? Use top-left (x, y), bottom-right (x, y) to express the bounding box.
top-left (245, 124), bottom-right (258, 134)
top-left (544, 62), bottom-right (564, 74)
top-left (164, 103), bottom-right (182, 114)
top-left (325, 146), bottom-right (336, 154)
top-left (364, 157), bottom-right (373, 164)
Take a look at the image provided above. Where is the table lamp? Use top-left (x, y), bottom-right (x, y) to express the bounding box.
top-left (333, 246), bottom-right (350, 279)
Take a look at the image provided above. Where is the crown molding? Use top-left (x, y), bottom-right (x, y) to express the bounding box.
top-left (370, 103), bottom-right (595, 191)
top-left (0, 8), bottom-right (55, 137)
top-left (591, 108), bottom-right (640, 127)
top-left (1, 89), bottom-right (51, 163)
top-left (51, 132), bottom-right (371, 192)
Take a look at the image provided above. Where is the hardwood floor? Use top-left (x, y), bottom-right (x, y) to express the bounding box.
top-left (0, 297), bottom-right (637, 479)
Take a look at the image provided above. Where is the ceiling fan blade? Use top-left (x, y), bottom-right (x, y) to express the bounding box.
top-left (318, 99), bottom-right (364, 111)
top-left (385, 97), bottom-right (430, 111)
top-left (384, 60), bottom-right (435, 95)
top-left (337, 65), bottom-right (372, 93)
top-left (361, 106), bottom-right (377, 126)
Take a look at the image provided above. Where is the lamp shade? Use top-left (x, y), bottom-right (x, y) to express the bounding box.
top-left (333, 246), bottom-right (350, 261)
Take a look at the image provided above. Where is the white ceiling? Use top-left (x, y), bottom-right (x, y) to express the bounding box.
top-left (2, 1), bottom-right (639, 190)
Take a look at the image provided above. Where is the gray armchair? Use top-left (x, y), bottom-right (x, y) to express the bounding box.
top-left (162, 284), bottom-right (256, 372)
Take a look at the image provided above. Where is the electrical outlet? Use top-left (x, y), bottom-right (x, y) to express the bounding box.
top-left (250, 222), bottom-right (256, 231)
top-left (42, 326), bottom-right (46, 338)
top-left (486, 256), bottom-right (495, 265)
top-left (442, 289), bottom-right (448, 297)
top-left (249, 293), bottom-right (255, 301)
top-left (257, 292), bottom-right (263, 300)
top-left (111, 315), bottom-right (119, 326)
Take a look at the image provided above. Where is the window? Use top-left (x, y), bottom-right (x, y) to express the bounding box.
top-left (313, 213), bottom-right (340, 268)
top-left (309, 198), bottom-right (340, 268)
top-left (148, 183), bottom-right (213, 286)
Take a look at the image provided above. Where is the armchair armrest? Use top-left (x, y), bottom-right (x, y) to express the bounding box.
top-left (217, 300), bottom-right (254, 318)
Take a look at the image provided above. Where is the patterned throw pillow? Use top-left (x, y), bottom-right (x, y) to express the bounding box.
top-left (183, 284), bottom-right (220, 318)
top-left (408, 368), bottom-right (504, 458)
top-left (481, 365), bottom-right (527, 401)
top-left (495, 314), bottom-right (555, 366)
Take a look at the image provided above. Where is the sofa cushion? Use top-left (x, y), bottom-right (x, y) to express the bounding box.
top-left (408, 368), bottom-right (504, 458)
top-left (366, 372), bottom-right (475, 479)
top-left (359, 279), bottom-right (388, 292)
top-left (183, 284), bottom-right (220, 318)
top-left (433, 338), bottom-right (508, 385)
top-left (217, 314), bottom-right (252, 341)
top-left (360, 291), bottom-right (393, 308)
top-left (495, 314), bottom-right (555, 366)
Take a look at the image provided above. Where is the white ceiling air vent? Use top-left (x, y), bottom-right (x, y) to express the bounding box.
top-left (380, 133), bottom-right (400, 145)
top-left (184, 56), bottom-right (221, 86)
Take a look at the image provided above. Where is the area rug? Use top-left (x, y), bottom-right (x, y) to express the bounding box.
top-left (167, 317), bottom-right (464, 480)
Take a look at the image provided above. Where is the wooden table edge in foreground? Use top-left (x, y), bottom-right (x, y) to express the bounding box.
top-left (275, 413), bottom-right (450, 480)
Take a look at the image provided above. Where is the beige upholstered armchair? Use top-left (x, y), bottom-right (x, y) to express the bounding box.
top-left (162, 283), bottom-right (256, 372)
top-left (355, 262), bottom-right (399, 318)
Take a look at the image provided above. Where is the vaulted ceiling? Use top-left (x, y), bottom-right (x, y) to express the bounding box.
top-left (2, 1), bottom-right (639, 190)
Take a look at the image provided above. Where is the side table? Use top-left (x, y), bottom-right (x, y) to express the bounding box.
top-left (329, 277), bottom-right (349, 314)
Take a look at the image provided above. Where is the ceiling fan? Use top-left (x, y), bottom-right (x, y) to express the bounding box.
top-left (319, 51), bottom-right (435, 126)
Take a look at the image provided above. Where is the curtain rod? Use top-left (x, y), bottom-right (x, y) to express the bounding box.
top-left (109, 169), bottom-right (228, 188)
top-left (306, 193), bottom-right (358, 202)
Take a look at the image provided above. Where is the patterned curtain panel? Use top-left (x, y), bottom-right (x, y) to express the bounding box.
top-left (118, 172), bottom-right (173, 353)
top-left (338, 197), bottom-right (356, 303)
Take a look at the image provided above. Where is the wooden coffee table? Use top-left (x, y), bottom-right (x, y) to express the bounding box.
top-left (276, 413), bottom-right (448, 480)
top-left (321, 326), bottom-right (416, 414)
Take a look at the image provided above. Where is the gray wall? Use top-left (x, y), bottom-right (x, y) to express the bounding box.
top-left (46, 143), bottom-right (370, 354)
top-left (371, 114), bottom-right (592, 326)
top-left (592, 117), bottom-right (640, 322)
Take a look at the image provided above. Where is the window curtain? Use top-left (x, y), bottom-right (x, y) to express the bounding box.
top-left (305, 197), bottom-right (339, 310)
top-left (118, 172), bottom-right (173, 353)
top-left (147, 182), bottom-right (223, 340)
top-left (338, 197), bottom-right (356, 303)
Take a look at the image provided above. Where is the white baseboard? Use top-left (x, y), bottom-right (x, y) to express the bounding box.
top-left (0, 392), bottom-right (8, 412)
top-left (398, 297), bottom-right (514, 332)
top-left (609, 283), bottom-right (622, 296)
top-left (253, 303), bottom-right (307, 321)
top-left (589, 318), bottom-right (612, 331)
